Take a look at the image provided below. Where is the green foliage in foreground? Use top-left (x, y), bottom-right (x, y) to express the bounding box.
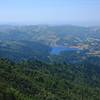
top-left (0, 58), bottom-right (100, 100)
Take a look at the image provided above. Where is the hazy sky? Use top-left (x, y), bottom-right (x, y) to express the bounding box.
top-left (0, 0), bottom-right (100, 26)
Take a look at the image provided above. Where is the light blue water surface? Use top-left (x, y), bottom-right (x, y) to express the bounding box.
top-left (51, 47), bottom-right (79, 55)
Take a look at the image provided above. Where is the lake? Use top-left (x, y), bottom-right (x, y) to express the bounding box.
top-left (51, 47), bottom-right (79, 55)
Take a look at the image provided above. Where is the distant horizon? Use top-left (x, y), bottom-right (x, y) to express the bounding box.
top-left (0, 21), bottom-right (100, 27)
top-left (0, 0), bottom-right (100, 26)
top-left (0, 23), bottom-right (100, 27)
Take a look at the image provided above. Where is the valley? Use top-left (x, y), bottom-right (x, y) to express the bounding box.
top-left (0, 25), bottom-right (100, 64)
top-left (0, 25), bottom-right (100, 100)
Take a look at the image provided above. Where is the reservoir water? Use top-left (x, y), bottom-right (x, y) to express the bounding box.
top-left (51, 47), bottom-right (79, 55)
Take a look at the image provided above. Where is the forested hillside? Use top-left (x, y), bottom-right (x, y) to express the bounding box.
top-left (0, 59), bottom-right (100, 100)
top-left (0, 0), bottom-right (100, 99)
top-left (0, 25), bottom-right (100, 100)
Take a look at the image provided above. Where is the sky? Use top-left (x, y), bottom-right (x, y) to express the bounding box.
top-left (0, 0), bottom-right (100, 26)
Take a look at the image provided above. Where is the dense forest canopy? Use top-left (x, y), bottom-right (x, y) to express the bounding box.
top-left (0, 58), bottom-right (100, 100)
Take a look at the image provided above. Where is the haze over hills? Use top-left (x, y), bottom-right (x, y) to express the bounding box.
top-left (0, 25), bottom-right (100, 64)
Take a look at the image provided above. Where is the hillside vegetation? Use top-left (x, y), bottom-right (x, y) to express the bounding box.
top-left (0, 59), bottom-right (100, 100)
